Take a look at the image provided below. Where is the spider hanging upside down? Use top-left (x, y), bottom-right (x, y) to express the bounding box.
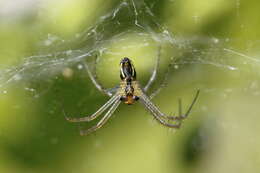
top-left (65, 51), bottom-right (200, 136)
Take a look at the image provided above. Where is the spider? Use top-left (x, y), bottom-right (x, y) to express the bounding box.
top-left (65, 50), bottom-right (200, 136)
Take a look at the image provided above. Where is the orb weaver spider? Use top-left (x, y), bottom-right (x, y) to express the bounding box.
top-left (65, 49), bottom-right (200, 136)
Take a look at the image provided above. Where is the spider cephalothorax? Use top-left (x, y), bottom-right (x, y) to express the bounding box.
top-left (65, 49), bottom-right (200, 136)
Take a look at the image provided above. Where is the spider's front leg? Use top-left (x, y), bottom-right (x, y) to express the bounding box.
top-left (166, 89), bottom-right (200, 121)
top-left (80, 99), bottom-right (121, 135)
top-left (138, 89), bottom-right (180, 128)
top-left (64, 94), bottom-right (120, 122)
top-left (140, 96), bottom-right (181, 128)
top-left (139, 89), bottom-right (200, 128)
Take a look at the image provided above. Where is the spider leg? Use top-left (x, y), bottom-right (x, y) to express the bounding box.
top-left (79, 99), bottom-right (121, 136)
top-left (105, 86), bottom-right (120, 95)
top-left (144, 46), bottom-right (161, 92)
top-left (149, 56), bottom-right (175, 99)
top-left (178, 98), bottom-right (182, 116)
top-left (165, 89), bottom-right (200, 120)
top-left (84, 55), bottom-right (113, 97)
top-left (139, 97), bottom-right (180, 128)
top-left (141, 89), bottom-right (200, 121)
top-left (140, 91), bottom-right (175, 120)
top-left (64, 94), bottom-right (120, 122)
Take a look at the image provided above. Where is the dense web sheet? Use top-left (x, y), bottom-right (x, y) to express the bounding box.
top-left (0, 0), bottom-right (258, 95)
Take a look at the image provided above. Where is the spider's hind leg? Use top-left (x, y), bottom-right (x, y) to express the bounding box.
top-left (144, 46), bottom-right (161, 92)
top-left (84, 55), bottom-right (113, 97)
top-left (149, 56), bottom-right (175, 99)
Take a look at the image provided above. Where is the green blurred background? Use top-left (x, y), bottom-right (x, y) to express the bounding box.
top-left (1, 0), bottom-right (260, 173)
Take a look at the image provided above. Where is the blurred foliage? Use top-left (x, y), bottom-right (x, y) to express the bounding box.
top-left (1, 0), bottom-right (260, 173)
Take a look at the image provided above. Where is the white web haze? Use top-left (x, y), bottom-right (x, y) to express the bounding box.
top-left (0, 0), bottom-right (259, 96)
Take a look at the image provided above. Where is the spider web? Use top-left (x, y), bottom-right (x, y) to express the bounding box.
top-left (1, 1), bottom-right (260, 171)
top-left (0, 0), bottom-right (259, 106)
